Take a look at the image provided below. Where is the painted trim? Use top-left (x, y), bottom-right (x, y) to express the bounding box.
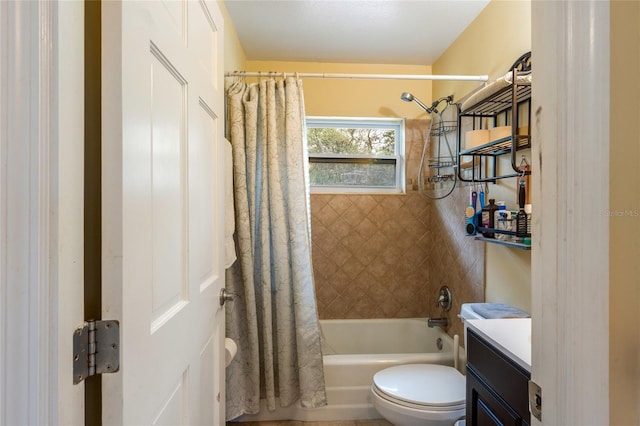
top-left (39, 2), bottom-right (55, 423)
top-left (0, 1), bottom-right (7, 423)
top-left (531, 1), bottom-right (609, 424)
top-left (0, 1), bottom-right (84, 424)
top-left (0, 1), bottom-right (53, 423)
top-left (55, 1), bottom-right (86, 424)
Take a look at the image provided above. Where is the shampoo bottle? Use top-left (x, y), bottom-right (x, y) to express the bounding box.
top-left (481, 199), bottom-right (498, 238)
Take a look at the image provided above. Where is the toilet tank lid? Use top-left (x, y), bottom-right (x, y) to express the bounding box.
top-left (460, 303), bottom-right (530, 320)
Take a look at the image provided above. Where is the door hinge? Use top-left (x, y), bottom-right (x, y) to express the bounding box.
top-left (73, 320), bottom-right (120, 384)
top-left (528, 380), bottom-right (542, 421)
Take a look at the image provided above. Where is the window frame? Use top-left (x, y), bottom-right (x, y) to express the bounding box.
top-left (306, 116), bottom-right (406, 194)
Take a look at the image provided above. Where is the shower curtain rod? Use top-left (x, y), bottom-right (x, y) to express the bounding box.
top-left (224, 71), bottom-right (489, 82)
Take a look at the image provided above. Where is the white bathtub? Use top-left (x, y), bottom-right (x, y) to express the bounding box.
top-left (236, 318), bottom-right (458, 422)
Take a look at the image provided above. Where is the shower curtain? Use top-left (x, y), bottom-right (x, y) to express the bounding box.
top-left (224, 76), bottom-right (327, 420)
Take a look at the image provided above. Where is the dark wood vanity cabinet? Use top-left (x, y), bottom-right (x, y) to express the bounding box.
top-left (466, 328), bottom-right (531, 426)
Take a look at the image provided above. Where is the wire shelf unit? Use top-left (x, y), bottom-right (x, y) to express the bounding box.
top-left (456, 67), bottom-right (532, 183)
top-left (431, 121), bottom-right (457, 137)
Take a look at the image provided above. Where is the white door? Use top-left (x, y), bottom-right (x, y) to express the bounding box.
top-left (101, 1), bottom-right (226, 424)
top-left (1, 1), bottom-right (85, 424)
top-left (531, 1), bottom-right (609, 424)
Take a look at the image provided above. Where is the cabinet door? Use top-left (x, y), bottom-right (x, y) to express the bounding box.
top-left (466, 329), bottom-right (531, 422)
top-left (466, 368), bottom-right (527, 426)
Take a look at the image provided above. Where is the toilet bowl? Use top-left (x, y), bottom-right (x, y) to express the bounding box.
top-left (371, 303), bottom-right (530, 426)
top-left (371, 364), bottom-right (465, 426)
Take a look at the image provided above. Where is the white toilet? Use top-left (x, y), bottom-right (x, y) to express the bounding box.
top-left (371, 303), bottom-right (529, 426)
top-left (371, 363), bottom-right (465, 426)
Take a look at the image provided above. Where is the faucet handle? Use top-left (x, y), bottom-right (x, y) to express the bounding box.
top-left (436, 286), bottom-right (452, 312)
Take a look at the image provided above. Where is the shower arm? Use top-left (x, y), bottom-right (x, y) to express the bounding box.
top-left (429, 96), bottom-right (455, 114)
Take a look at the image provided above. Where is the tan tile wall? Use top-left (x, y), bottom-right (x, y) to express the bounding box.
top-left (311, 119), bottom-right (484, 338)
top-left (424, 180), bottom-right (485, 339)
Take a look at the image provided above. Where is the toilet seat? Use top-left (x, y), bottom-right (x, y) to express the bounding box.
top-left (372, 364), bottom-right (466, 411)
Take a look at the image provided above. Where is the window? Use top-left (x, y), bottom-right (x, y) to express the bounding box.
top-left (306, 117), bottom-right (405, 194)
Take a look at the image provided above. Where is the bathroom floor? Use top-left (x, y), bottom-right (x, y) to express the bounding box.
top-left (229, 420), bottom-right (392, 426)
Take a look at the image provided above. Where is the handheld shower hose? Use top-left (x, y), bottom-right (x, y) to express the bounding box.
top-left (401, 92), bottom-right (457, 200)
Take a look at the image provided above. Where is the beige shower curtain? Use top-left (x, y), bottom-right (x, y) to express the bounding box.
top-left (224, 76), bottom-right (327, 420)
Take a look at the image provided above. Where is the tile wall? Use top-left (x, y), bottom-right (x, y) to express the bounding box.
top-left (310, 119), bottom-right (484, 339)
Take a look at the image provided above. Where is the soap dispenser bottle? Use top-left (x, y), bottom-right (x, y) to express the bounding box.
top-left (481, 199), bottom-right (498, 238)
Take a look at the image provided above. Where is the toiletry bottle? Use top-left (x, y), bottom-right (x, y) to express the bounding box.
top-left (516, 180), bottom-right (528, 238)
top-left (494, 201), bottom-right (507, 240)
top-left (481, 199), bottom-right (498, 238)
top-left (465, 188), bottom-right (478, 235)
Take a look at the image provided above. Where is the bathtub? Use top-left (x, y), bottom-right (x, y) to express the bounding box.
top-left (236, 318), bottom-right (459, 422)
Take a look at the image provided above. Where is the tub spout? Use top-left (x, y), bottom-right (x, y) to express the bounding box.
top-left (427, 317), bottom-right (448, 328)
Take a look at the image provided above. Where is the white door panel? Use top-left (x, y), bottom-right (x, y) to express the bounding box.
top-left (1, 1), bottom-right (85, 424)
top-left (102, 1), bottom-right (225, 424)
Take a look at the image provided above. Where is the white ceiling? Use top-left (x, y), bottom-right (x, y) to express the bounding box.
top-left (224, 0), bottom-right (491, 66)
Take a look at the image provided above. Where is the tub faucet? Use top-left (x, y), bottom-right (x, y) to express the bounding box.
top-left (428, 317), bottom-right (449, 328)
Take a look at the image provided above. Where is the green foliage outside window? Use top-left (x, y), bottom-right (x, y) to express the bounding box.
top-left (307, 118), bottom-right (404, 192)
top-left (307, 127), bottom-right (395, 156)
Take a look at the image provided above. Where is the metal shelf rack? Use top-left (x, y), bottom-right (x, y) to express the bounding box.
top-left (475, 227), bottom-right (531, 250)
top-left (456, 54), bottom-right (532, 183)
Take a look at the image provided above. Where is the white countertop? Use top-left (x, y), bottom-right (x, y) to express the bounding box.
top-left (465, 318), bottom-right (532, 372)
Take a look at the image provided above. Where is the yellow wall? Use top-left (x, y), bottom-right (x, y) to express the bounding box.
top-left (220, 0), bottom-right (533, 312)
top-left (244, 60), bottom-right (433, 119)
top-left (218, 0), bottom-right (247, 73)
top-left (219, 0), bottom-right (433, 119)
top-left (432, 0), bottom-right (531, 103)
top-left (610, 1), bottom-right (640, 423)
top-left (218, 2), bottom-right (640, 421)
top-left (221, 0), bottom-right (533, 314)
top-left (433, 0), bottom-right (532, 313)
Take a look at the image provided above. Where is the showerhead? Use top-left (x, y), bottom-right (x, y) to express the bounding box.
top-left (400, 92), bottom-right (433, 114)
top-left (400, 92), bottom-right (415, 102)
top-left (401, 92), bottom-right (455, 115)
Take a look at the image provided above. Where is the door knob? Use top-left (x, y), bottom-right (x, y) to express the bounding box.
top-left (219, 288), bottom-right (235, 306)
